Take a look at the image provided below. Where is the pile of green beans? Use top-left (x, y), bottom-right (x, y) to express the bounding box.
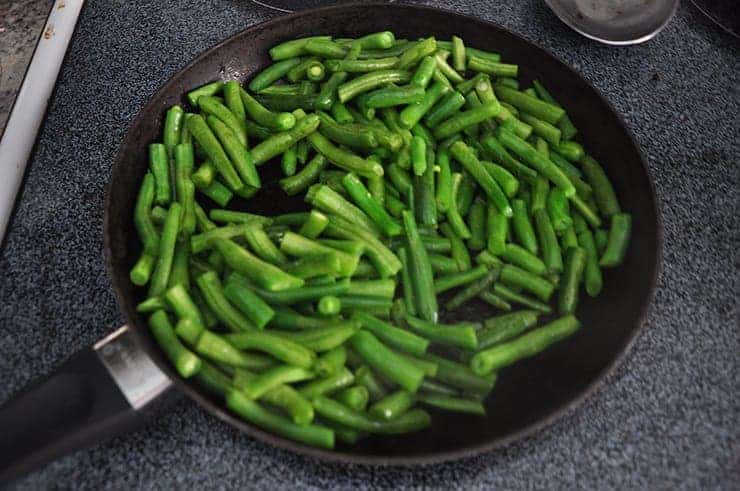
top-left (131, 32), bottom-right (631, 450)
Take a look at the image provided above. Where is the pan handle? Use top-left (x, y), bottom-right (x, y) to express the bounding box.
top-left (0, 325), bottom-right (173, 482)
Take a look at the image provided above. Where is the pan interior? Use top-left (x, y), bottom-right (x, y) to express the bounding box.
top-left (105, 3), bottom-right (659, 464)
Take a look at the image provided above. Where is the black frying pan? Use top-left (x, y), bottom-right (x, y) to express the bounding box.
top-left (0, 3), bottom-right (661, 481)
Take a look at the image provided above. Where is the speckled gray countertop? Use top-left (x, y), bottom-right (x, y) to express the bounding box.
top-left (0, 1), bottom-right (737, 489)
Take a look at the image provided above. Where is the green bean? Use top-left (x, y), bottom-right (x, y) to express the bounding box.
top-left (569, 193), bottom-right (602, 228)
top-left (480, 134), bottom-right (537, 182)
top-left (191, 330), bottom-right (256, 368)
top-left (195, 271), bottom-right (255, 332)
top-left (249, 278), bottom-right (351, 309)
top-left (418, 393), bottom-right (485, 415)
top-left (335, 386), bottom-right (370, 412)
top-left (250, 113), bottom-right (320, 165)
top-left (599, 213), bottom-right (631, 267)
top-left (554, 141), bottom-right (584, 162)
top-left (304, 38), bottom-right (348, 59)
top-left (168, 242), bottom-right (190, 290)
top-left (434, 264), bottom-right (489, 294)
top-left (315, 71), bottom-right (348, 112)
top-left (164, 283), bottom-right (204, 335)
top-left (306, 184), bottom-right (378, 235)
top-left (404, 315), bottom-right (479, 351)
top-left (395, 37), bottom-right (437, 69)
top-left (500, 264), bottom-right (554, 302)
top-left (267, 308), bottom-right (331, 330)
top-left (162, 106), bottom-right (184, 160)
top-left (397, 246), bottom-right (417, 317)
top-left (434, 101), bottom-right (501, 140)
top-left (466, 200), bottom-right (487, 251)
top-left (220, 81), bottom-right (246, 123)
top-left (408, 135), bottom-right (427, 177)
top-left (222, 329), bottom-right (316, 369)
top-left (449, 35), bottom-right (466, 71)
top-left (482, 161), bottom-right (519, 199)
top-left (494, 85), bottom-right (564, 124)
top-left (315, 296), bottom-right (340, 316)
top-left (558, 246), bottom-right (586, 314)
top-left (173, 148), bottom-right (194, 236)
top-left (467, 56), bottom-right (518, 77)
top-left (476, 249), bottom-right (504, 268)
top-left (426, 354), bottom-right (495, 394)
top-left (243, 221), bottom-right (287, 266)
top-left (239, 88), bottom-right (295, 132)
top-left (387, 163), bottom-right (413, 195)
top-left (194, 360), bottom-right (232, 396)
top-left (214, 238), bottom-right (303, 291)
top-left (500, 243), bottom-right (546, 275)
top-left (424, 91), bottom-right (466, 128)
top-left (186, 81), bottom-right (224, 108)
top-left (148, 203), bottom-right (182, 297)
top-left (199, 96), bottom-right (247, 148)
top-left (519, 112), bottom-right (561, 146)
top-left (398, 81), bottom-right (450, 129)
top-left (530, 208), bottom-right (561, 275)
top-left (431, 148), bottom-right (452, 214)
top-left (232, 369), bottom-right (314, 425)
top-left (484, 203), bottom-right (507, 256)
top-left (150, 205), bottom-right (168, 225)
top-left (496, 127), bottom-right (575, 196)
top-left (313, 396), bottom-right (430, 435)
top-left (560, 225), bottom-right (579, 251)
top-left (149, 311), bottom-right (202, 378)
top-left (337, 69), bottom-right (411, 103)
top-left (191, 224), bottom-right (257, 254)
top-left (350, 329), bottom-right (424, 393)
top-left (280, 231), bottom-right (358, 276)
top-left (509, 199), bottom-right (537, 255)
top-left (492, 283), bottom-right (552, 313)
top-left (280, 154), bottom-right (327, 195)
top-left (401, 210), bottom-right (438, 322)
top-left (336, 173), bottom-right (401, 237)
top-left (223, 279), bottom-right (275, 329)
top-left (477, 310), bottom-right (540, 350)
top-left (148, 144), bottom-right (171, 206)
top-left (299, 367), bottom-right (355, 399)
top-left (209, 208), bottom-right (271, 225)
top-left (286, 57), bottom-right (319, 82)
top-left (242, 365), bottom-right (315, 400)
top-left (434, 50), bottom-right (464, 84)
top-left (249, 58), bottom-right (304, 92)
top-left (410, 55), bottom-right (437, 88)
top-left (445, 269), bottom-right (499, 311)
top-left (531, 177), bottom-right (549, 216)
top-left (134, 173), bottom-right (160, 255)
top-left (476, 290), bottom-right (511, 311)
top-left (206, 115), bottom-right (261, 189)
top-left (325, 57), bottom-right (399, 73)
top-left (190, 160), bottom-right (216, 189)
top-left (532, 79), bottom-right (578, 139)
top-left (351, 365), bottom-right (387, 401)
top-left (254, 94), bottom-right (318, 112)
top-left (269, 36), bottom-right (332, 60)
top-left (338, 295), bottom-right (392, 316)
top-left (325, 214), bottom-right (402, 278)
top-left (308, 131), bottom-right (383, 178)
top-left (130, 252), bottom-right (156, 286)
top-left (471, 315), bottom-right (580, 375)
top-left (440, 221), bottom-right (471, 273)
top-left (577, 227), bottom-right (603, 297)
top-left (186, 114), bottom-right (243, 191)
top-left (547, 188), bottom-right (573, 232)
top-left (444, 173), bottom-right (471, 239)
top-left (580, 155), bottom-right (620, 217)
top-left (369, 390), bottom-right (416, 420)
top-left (353, 313), bottom-right (428, 358)
top-left (450, 141), bottom-right (512, 217)
top-left (317, 111), bottom-right (377, 150)
top-left (226, 389), bottom-right (334, 449)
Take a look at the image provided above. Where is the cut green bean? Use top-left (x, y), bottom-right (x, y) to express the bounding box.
top-left (471, 315), bottom-right (580, 375)
top-left (405, 315), bottom-right (479, 350)
top-left (477, 310), bottom-right (540, 350)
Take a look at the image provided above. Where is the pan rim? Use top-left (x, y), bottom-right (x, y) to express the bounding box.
top-left (104, 1), bottom-right (662, 466)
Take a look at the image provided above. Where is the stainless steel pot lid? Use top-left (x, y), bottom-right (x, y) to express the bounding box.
top-left (544, 0), bottom-right (680, 45)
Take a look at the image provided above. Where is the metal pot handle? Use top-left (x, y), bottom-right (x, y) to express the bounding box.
top-left (0, 325), bottom-right (172, 482)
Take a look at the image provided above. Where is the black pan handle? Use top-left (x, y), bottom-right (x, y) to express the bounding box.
top-left (0, 326), bottom-right (173, 483)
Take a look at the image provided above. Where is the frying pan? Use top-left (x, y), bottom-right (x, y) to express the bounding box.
top-left (0, 3), bottom-right (661, 481)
